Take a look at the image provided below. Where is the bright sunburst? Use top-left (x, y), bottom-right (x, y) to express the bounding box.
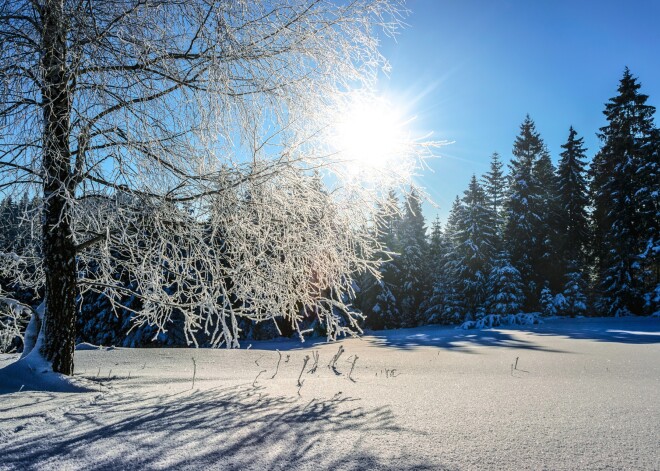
top-left (333, 96), bottom-right (410, 173)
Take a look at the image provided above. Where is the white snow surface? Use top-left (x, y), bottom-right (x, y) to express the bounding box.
top-left (1, 317), bottom-right (659, 470)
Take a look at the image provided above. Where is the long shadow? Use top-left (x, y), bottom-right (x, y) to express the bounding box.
top-left (0, 384), bottom-right (447, 470)
top-left (362, 317), bottom-right (660, 352)
top-left (247, 326), bottom-right (566, 353)
top-left (519, 316), bottom-right (660, 345)
top-left (129, 317), bottom-right (660, 354)
top-left (360, 324), bottom-right (565, 353)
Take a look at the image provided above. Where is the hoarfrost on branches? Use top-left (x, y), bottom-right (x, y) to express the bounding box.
top-left (0, 0), bottom-right (433, 363)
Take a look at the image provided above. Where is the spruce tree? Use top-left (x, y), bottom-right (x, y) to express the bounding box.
top-left (533, 147), bottom-right (561, 291)
top-left (556, 127), bottom-right (591, 314)
top-left (396, 187), bottom-right (428, 327)
top-left (453, 175), bottom-right (497, 320)
top-left (486, 252), bottom-right (525, 316)
top-left (358, 192), bottom-right (402, 329)
top-left (591, 68), bottom-right (658, 315)
top-left (504, 115), bottom-right (547, 308)
top-left (557, 127), bottom-right (590, 270)
top-left (427, 216), bottom-right (445, 282)
top-left (423, 217), bottom-right (454, 324)
top-left (539, 283), bottom-right (558, 317)
top-left (482, 151), bottom-right (507, 244)
top-left (441, 197), bottom-right (468, 322)
top-left (562, 270), bottom-right (588, 317)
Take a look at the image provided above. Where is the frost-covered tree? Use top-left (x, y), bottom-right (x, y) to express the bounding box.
top-left (396, 187), bottom-right (428, 327)
top-left (482, 151), bottom-right (507, 244)
top-left (0, 0), bottom-right (417, 375)
top-left (504, 115), bottom-right (549, 308)
top-left (539, 283), bottom-right (558, 317)
top-left (436, 197), bottom-right (467, 322)
top-left (562, 270), bottom-right (588, 317)
top-left (557, 127), bottom-right (591, 274)
top-left (533, 146), bottom-right (561, 291)
top-left (358, 193), bottom-right (402, 330)
top-left (486, 253), bottom-right (525, 316)
top-left (365, 281), bottom-right (400, 330)
top-left (590, 68), bottom-right (658, 316)
top-left (427, 217), bottom-right (445, 282)
top-left (0, 195), bottom-right (40, 352)
top-left (452, 175), bottom-right (497, 320)
top-left (422, 217), bottom-right (451, 324)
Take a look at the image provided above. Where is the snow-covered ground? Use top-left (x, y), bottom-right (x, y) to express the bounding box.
top-left (1, 317), bottom-right (659, 470)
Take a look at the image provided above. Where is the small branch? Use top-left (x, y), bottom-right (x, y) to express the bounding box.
top-left (307, 350), bottom-right (319, 374)
top-left (191, 357), bottom-right (197, 389)
top-left (298, 355), bottom-right (310, 387)
top-left (253, 369), bottom-right (267, 387)
top-left (297, 355), bottom-right (311, 396)
top-left (327, 345), bottom-right (344, 375)
top-left (75, 231), bottom-right (108, 252)
top-left (270, 350), bottom-right (282, 379)
top-left (348, 355), bottom-right (359, 383)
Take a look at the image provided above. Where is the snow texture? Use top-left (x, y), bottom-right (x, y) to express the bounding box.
top-left (1, 317), bottom-right (659, 470)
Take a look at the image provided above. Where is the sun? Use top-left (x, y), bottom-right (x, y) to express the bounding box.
top-left (333, 97), bottom-right (410, 172)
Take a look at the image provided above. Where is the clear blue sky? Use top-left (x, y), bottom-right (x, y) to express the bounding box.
top-left (376, 0), bottom-right (660, 223)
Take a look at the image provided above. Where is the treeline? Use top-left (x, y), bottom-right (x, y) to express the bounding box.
top-left (1, 68), bottom-right (657, 348)
top-left (356, 68), bottom-right (659, 328)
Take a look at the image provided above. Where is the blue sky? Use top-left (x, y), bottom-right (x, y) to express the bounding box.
top-left (376, 0), bottom-right (660, 223)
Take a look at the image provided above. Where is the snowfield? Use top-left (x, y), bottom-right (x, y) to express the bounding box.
top-left (1, 317), bottom-right (659, 470)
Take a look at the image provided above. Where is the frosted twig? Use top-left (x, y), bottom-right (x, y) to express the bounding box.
top-left (307, 350), bottom-right (319, 374)
top-left (348, 355), bottom-right (359, 382)
top-left (328, 345), bottom-right (345, 375)
top-left (271, 350), bottom-right (282, 379)
top-left (297, 355), bottom-right (311, 395)
top-left (298, 355), bottom-right (310, 387)
top-left (191, 357), bottom-right (197, 389)
top-left (253, 369), bottom-right (267, 387)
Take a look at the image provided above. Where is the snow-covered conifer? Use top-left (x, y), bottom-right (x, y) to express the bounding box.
top-left (591, 68), bottom-right (658, 315)
top-left (539, 283), bottom-right (557, 317)
top-left (557, 127), bottom-right (591, 275)
top-left (486, 253), bottom-right (525, 315)
top-left (453, 175), bottom-right (497, 320)
top-left (396, 188), bottom-right (428, 327)
top-left (504, 115), bottom-right (550, 308)
top-left (562, 271), bottom-right (588, 317)
top-left (482, 152), bottom-right (508, 245)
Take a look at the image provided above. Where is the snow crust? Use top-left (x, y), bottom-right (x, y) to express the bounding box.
top-left (1, 317), bottom-right (659, 470)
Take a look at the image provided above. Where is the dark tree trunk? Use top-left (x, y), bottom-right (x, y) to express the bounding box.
top-left (40, 0), bottom-right (77, 376)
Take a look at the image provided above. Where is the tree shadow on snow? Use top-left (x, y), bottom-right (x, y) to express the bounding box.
top-left (0, 384), bottom-right (447, 470)
top-left (364, 325), bottom-right (566, 353)
top-left (517, 316), bottom-right (660, 345)
top-left (364, 317), bottom-right (660, 352)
